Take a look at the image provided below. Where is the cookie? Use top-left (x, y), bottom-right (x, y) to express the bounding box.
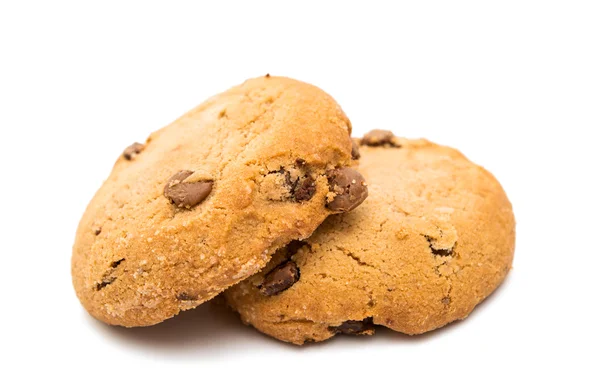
top-left (225, 131), bottom-right (516, 344)
top-left (71, 76), bottom-right (368, 327)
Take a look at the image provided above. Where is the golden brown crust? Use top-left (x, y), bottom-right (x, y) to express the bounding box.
top-left (72, 76), bottom-right (359, 327)
top-left (225, 137), bottom-right (516, 344)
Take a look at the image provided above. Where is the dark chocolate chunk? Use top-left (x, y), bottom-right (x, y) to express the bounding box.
top-left (330, 317), bottom-right (374, 334)
top-left (269, 167), bottom-right (316, 202)
top-left (294, 176), bottom-right (316, 201)
top-left (260, 261), bottom-right (300, 296)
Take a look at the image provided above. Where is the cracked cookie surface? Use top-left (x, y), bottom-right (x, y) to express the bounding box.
top-left (71, 76), bottom-right (365, 327)
top-left (225, 135), bottom-right (516, 344)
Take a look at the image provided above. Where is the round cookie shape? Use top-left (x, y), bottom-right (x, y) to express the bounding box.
top-left (225, 132), bottom-right (516, 344)
top-left (71, 76), bottom-right (367, 327)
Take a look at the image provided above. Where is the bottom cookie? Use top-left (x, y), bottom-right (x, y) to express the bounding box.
top-left (224, 133), bottom-right (515, 345)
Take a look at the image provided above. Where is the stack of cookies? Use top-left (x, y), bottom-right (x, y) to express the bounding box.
top-left (72, 76), bottom-right (515, 345)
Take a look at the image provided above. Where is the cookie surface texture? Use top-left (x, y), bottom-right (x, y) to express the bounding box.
top-left (72, 76), bottom-right (366, 327)
top-left (225, 133), bottom-right (515, 344)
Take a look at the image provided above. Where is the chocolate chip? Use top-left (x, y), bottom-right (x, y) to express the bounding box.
top-left (294, 176), bottom-right (316, 201)
top-left (93, 227), bottom-right (102, 236)
top-left (280, 168), bottom-right (295, 187)
top-left (351, 139), bottom-right (361, 160)
top-left (330, 317), bottom-right (374, 334)
top-left (295, 158), bottom-right (306, 166)
top-left (268, 168), bottom-right (316, 202)
top-left (260, 261), bottom-right (300, 296)
top-left (360, 129), bottom-right (399, 147)
top-left (123, 142), bottom-right (145, 160)
top-left (164, 170), bottom-right (213, 209)
top-left (177, 292), bottom-right (198, 301)
top-left (326, 168), bottom-right (368, 213)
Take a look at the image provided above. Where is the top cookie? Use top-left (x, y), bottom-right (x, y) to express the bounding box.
top-left (225, 131), bottom-right (515, 344)
top-left (71, 76), bottom-right (368, 327)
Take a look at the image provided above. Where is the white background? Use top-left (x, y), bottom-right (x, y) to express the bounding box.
top-left (1, 1), bottom-right (599, 387)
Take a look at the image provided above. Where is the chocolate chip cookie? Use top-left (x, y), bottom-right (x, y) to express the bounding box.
top-left (71, 76), bottom-right (367, 327)
top-left (225, 131), bottom-right (515, 344)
